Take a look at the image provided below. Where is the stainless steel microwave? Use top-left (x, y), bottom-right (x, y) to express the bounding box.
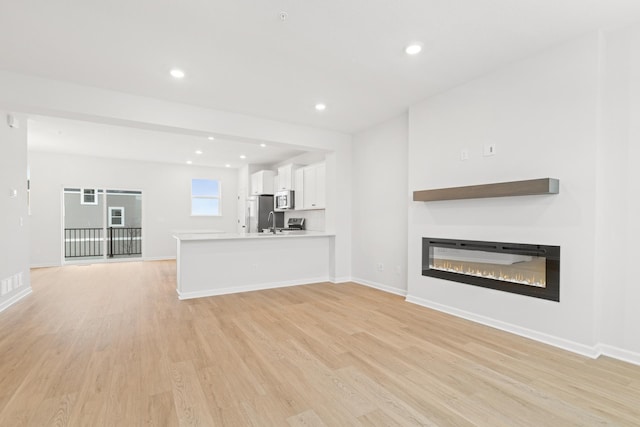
top-left (275, 190), bottom-right (295, 210)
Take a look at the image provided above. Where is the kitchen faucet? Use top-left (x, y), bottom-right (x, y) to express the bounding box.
top-left (267, 211), bottom-right (277, 234)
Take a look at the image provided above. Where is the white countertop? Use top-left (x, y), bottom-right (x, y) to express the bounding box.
top-left (174, 231), bottom-right (334, 241)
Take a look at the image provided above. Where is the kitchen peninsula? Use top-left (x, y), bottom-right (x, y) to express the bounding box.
top-left (173, 231), bottom-right (335, 300)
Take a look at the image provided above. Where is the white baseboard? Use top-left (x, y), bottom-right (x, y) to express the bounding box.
top-left (0, 288), bottom-right (32, 313)
top-left (405, 294), bottom-right (600, 359)
top-left (596, 344), bottom-right (640, 367)
top-left (177, 276), bottom-right (331, 300)
top-left (144, 256), bottom-right (176, 262)
top-left (30, 262), bottom-right (60, 269)
top-left (330, 276), bottom-right (352, 284)
top-left (41, 257), bottom-right (175, 268)
top-left (351, 277), bottom-right (408, 297)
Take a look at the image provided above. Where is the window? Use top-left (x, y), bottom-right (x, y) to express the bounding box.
top-left (108, 207), bottom-right (125, 227)
top-left (81, 188), bottom-right (98, 205)
top-left (191, 179), bottom-right (221, 216)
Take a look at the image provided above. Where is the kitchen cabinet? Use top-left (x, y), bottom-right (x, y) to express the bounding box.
top-left (276, 164), bottom-right (302, 191)
top-left (250, 170), bottom-right (275, 195)
top-left (294, 168), bottom-right (304, 209)
top-left (296, 162), bottom-right (326, 210)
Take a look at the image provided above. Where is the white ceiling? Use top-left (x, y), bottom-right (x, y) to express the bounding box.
top-left (0, 0), bottom-right (640, 165)
top-left (3, 1), bottom-right (640, 134)
top-left (27, 116), bottom-right (306, 168)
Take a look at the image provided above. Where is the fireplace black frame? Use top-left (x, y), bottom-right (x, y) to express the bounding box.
top-left (422, 238), bottom-right (560, 301)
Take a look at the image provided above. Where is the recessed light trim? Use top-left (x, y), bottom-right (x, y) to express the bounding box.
top-left (405, 44), bottom-right (422, 55)
top-left (207, 136), bottom-right (215, 140)
top-left (186, 160), bottom-right (193, 165)
top-left (315, 103), bottom-right (326, 111)
top-left (195, 150), bottom-right (203, 155)
top-left (260, 143), bottom-right (266, 148)
top-left (225, 164), bottom-right (231, 168)
top-left (239, 155), bottom-right (246, 159)
top-left (170, 69), bottom-right (185, 79)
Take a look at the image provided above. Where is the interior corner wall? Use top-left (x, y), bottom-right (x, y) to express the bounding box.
top-left (0, 112), bottom-right (31, 311)
top-left (28, 151), bottom-right (238, 266)
top-left (407, 33), bottom-right (601, 352)
top-left (596, 22), bottom-right (640, 358)
top-left (622, 24), bottom-right (640, 356)
top-left (351, 114), bottom-right (408, 294)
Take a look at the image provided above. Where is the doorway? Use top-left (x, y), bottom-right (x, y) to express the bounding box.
top-left (63, 188), bottom-right (143, 262)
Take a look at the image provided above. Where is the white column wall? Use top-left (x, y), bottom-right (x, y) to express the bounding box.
top-left (0, 112), bottom-right (31, 312)
top-left (351, 114), bottom-right (408, 294)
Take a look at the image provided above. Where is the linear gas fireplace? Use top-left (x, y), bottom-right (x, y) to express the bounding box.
top-left (422, 238), bottom-right (560, 301)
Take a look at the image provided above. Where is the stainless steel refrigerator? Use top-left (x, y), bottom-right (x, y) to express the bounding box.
top-left (246, 195), bottom-right (283, 233)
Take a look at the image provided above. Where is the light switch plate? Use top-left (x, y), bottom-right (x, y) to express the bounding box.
top-left (483, 144), bottom-right (497, 156)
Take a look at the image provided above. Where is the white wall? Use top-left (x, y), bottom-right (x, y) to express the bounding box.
top-left (351, 115), bottom-right (408, 294)
top-left (29, 151), bottom-right (238, 266)
top-left (622, 25), bottom-right (640, 357)
top-left (407, 33), bottom-right (601, 353)
top-left (403, 26), bottom-right (640, 363)
top-left (595, 23), bottom-right (640, 358)
top-left (0, 112), bottom-right (31, 312)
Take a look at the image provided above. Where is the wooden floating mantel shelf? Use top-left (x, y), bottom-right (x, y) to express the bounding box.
top-left (413, 178), bottom-right (559, 202)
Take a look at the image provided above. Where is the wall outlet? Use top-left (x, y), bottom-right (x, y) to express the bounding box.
top-left (376, 263), bottom-right (384, 272)
top-left (483, 144), bottom-right (497, 156)
top-left (460, 149), bottom-right (469, 161)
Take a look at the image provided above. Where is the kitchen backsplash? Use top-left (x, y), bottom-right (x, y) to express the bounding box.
top-left (285, 210), bottom-right (325, 231)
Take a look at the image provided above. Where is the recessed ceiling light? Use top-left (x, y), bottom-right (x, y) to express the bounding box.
top-left (170, 69), bottom-right (185, 79)
top-left (260, 143), bottom-right (266, 148)
top-left (225, 164), bottom-right (231, 168)
top-left (186, 160), bottom-right (193, 165)
top-left (195, 150), bottom-right (203, 155)
top-left (315, 103), bottom-right (326, 111)
top-left (207, 136), bottom-right (215, 140)
top-left (405, 44), bottom-right (422, 55)
top-left (239, 155), bottom-right (246, 159)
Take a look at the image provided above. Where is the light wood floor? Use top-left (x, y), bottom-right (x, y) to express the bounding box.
top-left (1, 261), bottom-right (639, 426)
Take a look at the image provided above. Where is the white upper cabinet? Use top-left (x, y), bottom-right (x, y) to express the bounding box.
top-left (250, 170), bottom-right (275, 195)
top-left (296, 162), bottom-right (326, 210)
top-left (276, 164), bottom-right (302, 191)
top-left (294, 168), bottom-right (304, 209)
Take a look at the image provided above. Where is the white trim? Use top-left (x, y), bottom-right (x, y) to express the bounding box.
top-left (30, 262), bottom-right (61, 269)
top-left (351, 277), bottom-right (408, 297)
top-left (32, 257), bottom-right (175, 269)
top-left (191, 178), bottom-right (221, 216)
top-left (144, 256), bottom-right (176, 261)
top-left (80, 188), bottom-right (98, 205)
top-left (330, 276), bottom-right (352, 284)
top-left (177, 276), bottom-right (330, 300)
top-left (0, 288), bottom-right (32, 313)
top-left (405, 294), bottom-right (600, 359)
top-left (597, 344), bottom-right (640, 367)
top-left (108, 206), bottom-right (125, 227)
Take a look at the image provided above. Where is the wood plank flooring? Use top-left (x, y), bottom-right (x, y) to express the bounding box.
top-left (1, 260), bottom-right (639, 426)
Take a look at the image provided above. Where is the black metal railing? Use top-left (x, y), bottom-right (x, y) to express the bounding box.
top-left (64, 227), bottom-right (142, 258)
top-left (107, 227), bottom-right (142, 258)
top-left (65, 228), bottom-right (103, 258)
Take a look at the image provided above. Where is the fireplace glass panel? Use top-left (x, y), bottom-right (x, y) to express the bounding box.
top-left (429, 247), bottom-right (546, 288)
top-left (422, 238), bottom-right (560, 301)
